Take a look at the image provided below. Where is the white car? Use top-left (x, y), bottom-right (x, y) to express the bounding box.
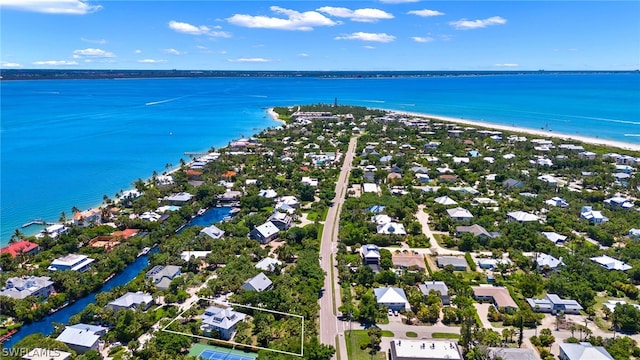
top-left (387, 309), bottom-right (393, 316)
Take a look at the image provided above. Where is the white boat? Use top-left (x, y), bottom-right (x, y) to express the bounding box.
top-left (197, 208), bottom-right (207, 216)
top-left (137, 247), bottom-right (151, 257)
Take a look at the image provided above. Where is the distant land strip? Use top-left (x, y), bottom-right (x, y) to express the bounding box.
top-left (1, 69), bottom-right (638, 81)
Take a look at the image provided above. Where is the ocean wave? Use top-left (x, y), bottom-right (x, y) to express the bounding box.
top-left (624, 134), bottom-right (640, 137)
top-left (360, 99), bottom-right (386, 103)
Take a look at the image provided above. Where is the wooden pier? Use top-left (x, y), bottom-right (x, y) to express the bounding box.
top-left (21, 219), bottom-right (55, 228)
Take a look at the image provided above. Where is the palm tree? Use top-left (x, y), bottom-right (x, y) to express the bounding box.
top-left (59, 211), bottom-right (67, 223)
top-left (71, 206), bottom-right (80, 214)
top-left (9, 229), bottom-right (23, 243)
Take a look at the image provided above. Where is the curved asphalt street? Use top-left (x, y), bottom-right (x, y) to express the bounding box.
top-left (319, 136), bottom-right (358, 360)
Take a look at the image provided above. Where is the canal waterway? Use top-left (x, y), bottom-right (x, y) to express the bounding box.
top-left (4, 206), bottom-right (230, 348)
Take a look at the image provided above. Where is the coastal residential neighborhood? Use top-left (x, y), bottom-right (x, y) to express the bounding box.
top-left (1, 104), bottom-right (640, 360)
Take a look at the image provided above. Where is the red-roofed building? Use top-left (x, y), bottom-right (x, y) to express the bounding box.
top-left (221, 171), bottom-right (237, 179)
top-left (186, 169), bottom-right (203, 180)
top-left (113, 229), bottom-right (140, 239)
top-left (1, 241), bottom-right (40, 258)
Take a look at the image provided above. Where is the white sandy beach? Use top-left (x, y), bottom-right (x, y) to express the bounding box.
top-left (387, 109), bottom-right (640, 152)
top-left (267, 108), bottom-right (286, 125)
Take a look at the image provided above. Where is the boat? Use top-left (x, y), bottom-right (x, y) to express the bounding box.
top-left (137, 247), bottom-right (151, 257)
top-left (197, 208), bottom-right (207, 216)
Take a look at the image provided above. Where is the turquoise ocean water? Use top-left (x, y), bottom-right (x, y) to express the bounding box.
top-left (1, 73), bottom-right (639, 245)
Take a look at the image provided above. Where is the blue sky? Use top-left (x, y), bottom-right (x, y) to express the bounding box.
top-left (1, 0), bottom-right (639, 70)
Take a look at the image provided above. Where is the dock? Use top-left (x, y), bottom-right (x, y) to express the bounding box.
top-left (21, 219), bottom-right (55, 228)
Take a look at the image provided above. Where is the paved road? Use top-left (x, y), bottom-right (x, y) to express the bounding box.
top-left (319, 136), bottom-right (358, 360)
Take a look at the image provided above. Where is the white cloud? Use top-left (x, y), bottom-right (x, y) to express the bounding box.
top-left (407, 9), bottom-right (444, 17)
top-left (298, 53), bottom-right (309, 57)
top-left (228, 57), bottom-right (272, 63)
top-left (335, 32), bottom-right (396, 43)
top-left (494, 63), bottom-right (519, 67)
top-left (379, 0), bottom-right (419, 3)
top-left (227, 6), bottom-right (337, 31)
top-left (134, 49), bottom-right (142, 54)
top-left (412, 36), bottom-right (434, 43)
top-left (72, 48), bottom-right (115, 57)
top-left (164, 48), bottom-right (183, 55)
top-left (364, 45), bottom-right (376, 49)
top-left (32, 60), bottom-right (79, 66)
top-left (450, 16), bottom-right (507, 30)
top-left (1, 62), bottom-right (22, 68)
top-left (81, 37), bottom-right (106, 44)
top-left (168, 20), bottom-right (231, 37)
top-left (2, 0), bottom-right (102, 14)
top-left (317, 7), bottom-right (393, 22)
top-left (138, 59), bottom-right (167, 63)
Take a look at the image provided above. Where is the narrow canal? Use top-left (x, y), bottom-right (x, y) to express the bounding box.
top-left (5, 207), bottom-right (231, 348)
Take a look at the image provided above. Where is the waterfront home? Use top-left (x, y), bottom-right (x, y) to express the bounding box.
top-left (527, 293), bottom-right (583, 314)
top-left (139, 211), bottom-right (161, 222)
top-left (436, 256), bottom-right (467, 271)
top-left (374, 287), bottom-right (409, 311)
top-left (559, 342), bottom-right (614, 360)
top-left (0, 276), bottom-right (54, 300)
top-left (56, 324), bottom-right (107, 354)
top-left (471, 285), bottom-right (518, 311)
top-left (590, 255), bottom-right (632, 271)
top-left (419, 281), bottom-right (450, 305)
top-left (434, 196), bottom-right (458, 206)
top-left (200, 224), bottom-right (225, 239)
top-left (542, 231), bottom-right (568, 245)
top-left (146, 265), bottom-right (182, 290)
top-left (390, 339), bottom-right (462, 360)
top-left (38, 224), bottom-right (68, 238)
top-left (219, 190), bottom-right (242, 203)
top-left (156, 175), bottom-right (174, 187)
top-left (249, 221), bottom-right (280, 244)
top-left (241, 272), bottom-right (273, 292)
top-left (446, 207), bottom-right (473, 222)
top-left (48, 254), bottom-right (95, 272)
top-left (200, 306), bottom-right (246, 340)
top-left (255, 257), bottom-right (282, 272)
top-left (580, 206), bottom-right (609, 224)
top-left (377, 222), bottom-right (407, 235)
top-left (73, 208), bottom-right (102, 227)
top-left (1, 240), bottom-right (40, 258)
top-left (507, 211), bottom-right (540, 223)
top-left (107, 291), bottom-right (153, 312)
top-left (163, 192), bottom-right (194, 205)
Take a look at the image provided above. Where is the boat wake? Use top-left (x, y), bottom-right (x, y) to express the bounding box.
top-left (624, 134), bottom-right (640, 137)
top-left (145, 97), bottom-right (184, 106)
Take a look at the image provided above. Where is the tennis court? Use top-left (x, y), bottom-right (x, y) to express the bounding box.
top-left (199, 349), bottom-right (255, 360)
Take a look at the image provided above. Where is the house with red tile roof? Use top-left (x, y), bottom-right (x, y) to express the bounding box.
top-left (1, 240), bottom-right (40, 258)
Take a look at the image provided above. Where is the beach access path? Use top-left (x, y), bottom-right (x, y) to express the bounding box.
top-left (319, 136), bottom-right (358, 360)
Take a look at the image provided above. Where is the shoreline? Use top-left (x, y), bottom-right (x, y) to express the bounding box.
top-left (267, 108), bottom-right (286, 125)
top-left (381, 108), bottom-right (640, 152)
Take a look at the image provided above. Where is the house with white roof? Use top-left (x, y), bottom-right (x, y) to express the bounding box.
top-left (371, 214), bottom-right (392, 225)
top-left (249, 221), bottom-right (280, 244)
top-left (580, 206), bottom-right (609, 224)
top-left (0, 276), bottom-right (54, 300)
top-left (241, 272), bottom-right (273, 292)
top-left (139, 211), bottom-right (161, 222)
top-left (377, 222), bottom-right (407, 235)
top-left (48, 254), bottom-right (95, 272)
top-left (534, 253), bottom-right (564, 270)
top-left (255, 257), bottom-right (282, 272)
top-left (200, 224), bottom-right (225, 239)
top-left (200, 306), bottom-right (247, 340)
top-left (546, 197), bottom-right (569, 208)
top-left (164, 192), bottom-right (194, 205)
top-left (56, 324), bottom-right (107, 354)
top-left (542, 231), bottom-right (568, 245)
top-left (180, 250), bottom-right (211, 261)
top-left (146, 265), bottom-right (181, 290)
top-left (538, 174), bottom-right (561, 185)
top-left (527, 293), bottom-right (583, 314)
top-left (374, 287), bottom-right (409, 311)
top-left (446, 207), bottom-right (473, 222)
top-left (604, 196), bottom-right (634, 210)
top-left (590, 255), bottom-right (632, 271)
top-left (258, 189), bottom-right (278, 199)
top-left (301, 177), bottom-right (318, 187)
top-left (362, 183), bottom-right (380, 194)
top-left (419, 281), bottom-right (450, 305)
top-left (390, 340), bottom-right (462, 360)
top-left (107, 291), bottom-right (154, 311)
top-left (507, 211), bottom-right (540, 223)
top-left (629, 228), bottom-right (640, 239)
top-left (22, 348), bottom-right (73, 360)
top-left (38, 224), bottom-right (68, 238)
top-left (434, 196), bottom-right (458, 206)
top-left (559, 342), bottom-right (614, 360)
top-left (276, 196), bottom-right (300, 209)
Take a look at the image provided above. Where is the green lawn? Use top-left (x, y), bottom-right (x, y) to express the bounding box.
top-left (406, 331), bottom-right (418, 338)
top-left (345, 330), bottom-right (387, 360)
top-left (432, 332), bottom-right (461, 339)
